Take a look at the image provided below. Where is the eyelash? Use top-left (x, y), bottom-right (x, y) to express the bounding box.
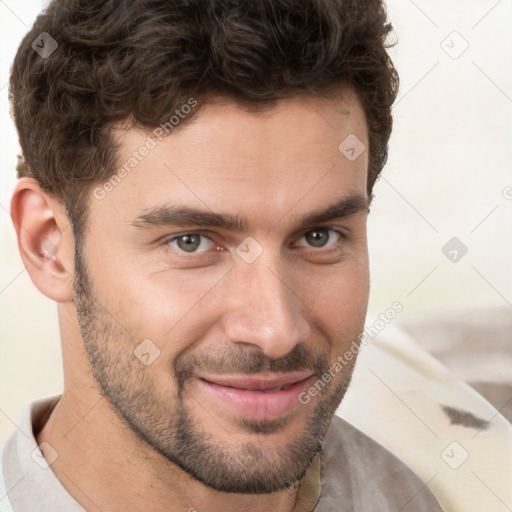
top-left (161, 227), bottom-right (347, 256)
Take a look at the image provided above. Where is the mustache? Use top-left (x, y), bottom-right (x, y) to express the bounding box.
top-left (173, 343), bottom-right (330, 387)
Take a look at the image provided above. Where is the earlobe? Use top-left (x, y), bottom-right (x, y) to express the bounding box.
top-left (10, 178), bottom-right (75, 303)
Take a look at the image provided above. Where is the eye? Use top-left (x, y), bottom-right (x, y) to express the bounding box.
top-left (163, 227), bottom-right (345, 256)
top-left (165, 232), bottom-right (219, 254)
top-left (294, 228), bottom-right (343, 249)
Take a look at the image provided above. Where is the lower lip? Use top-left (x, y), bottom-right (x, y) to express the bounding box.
top-left (197, 377), bottom-right (313, 420)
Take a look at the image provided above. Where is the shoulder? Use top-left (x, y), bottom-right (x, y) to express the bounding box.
top-left (316, 415), bottom-right (444, 511)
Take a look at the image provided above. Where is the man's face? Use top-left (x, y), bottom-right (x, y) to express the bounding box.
top-left (74, 90), bottom-right (370, 493)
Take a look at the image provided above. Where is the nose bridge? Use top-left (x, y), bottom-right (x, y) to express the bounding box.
top-left (222, 252), bottom-right (311, 359)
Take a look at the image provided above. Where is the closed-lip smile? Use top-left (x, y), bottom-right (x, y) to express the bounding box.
top-left (196, 371), bottom-right (315, 420)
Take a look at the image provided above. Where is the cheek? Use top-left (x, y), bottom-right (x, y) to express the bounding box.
top-left (302, 257), bottom-right (369, 360)
top-left (304, 257), bottom-right (369, 320)
top-left (92, 261), bottom-right (225, 353)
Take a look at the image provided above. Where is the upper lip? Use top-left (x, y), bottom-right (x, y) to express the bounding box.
top-left (198, 371), bottom-right (314, 391)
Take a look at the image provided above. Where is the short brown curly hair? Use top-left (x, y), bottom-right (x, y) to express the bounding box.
top-left (9, 0), bottom-right (399, 238)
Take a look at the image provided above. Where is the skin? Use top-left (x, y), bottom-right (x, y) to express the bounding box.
top-left (10, 89), bottom-right (370, 512)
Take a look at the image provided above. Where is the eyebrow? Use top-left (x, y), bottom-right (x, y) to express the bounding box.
top-left (131, 194), bottom-right (369, 233)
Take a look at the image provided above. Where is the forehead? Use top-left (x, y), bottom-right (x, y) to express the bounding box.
top-left (90, 91), bottom-right (369, 233)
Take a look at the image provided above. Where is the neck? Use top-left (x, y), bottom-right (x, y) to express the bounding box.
top-left (36, 391), bottom-right (305, 512)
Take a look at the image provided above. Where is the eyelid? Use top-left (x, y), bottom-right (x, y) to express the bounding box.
top-left (161, 226), bottom-right (348, 255)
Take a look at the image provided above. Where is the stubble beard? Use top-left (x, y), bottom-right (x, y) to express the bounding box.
top-left (72, 245), bottom-right (355, 493)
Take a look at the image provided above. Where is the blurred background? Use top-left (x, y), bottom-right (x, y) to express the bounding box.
top-left (1, 0), bottom-right (511, 444)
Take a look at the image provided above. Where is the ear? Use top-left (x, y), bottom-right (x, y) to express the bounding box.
top-left (10, 177), bottom-right (75, 303)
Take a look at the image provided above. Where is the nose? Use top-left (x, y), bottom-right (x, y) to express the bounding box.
top-left (221, 259), bottom-right (311, 359)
